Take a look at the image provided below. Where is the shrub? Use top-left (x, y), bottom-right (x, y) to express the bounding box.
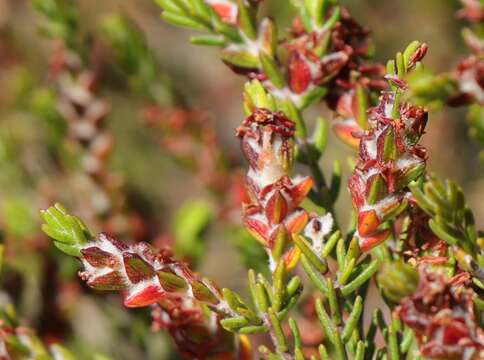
top-left (0, 0), bottom-right (483, 359)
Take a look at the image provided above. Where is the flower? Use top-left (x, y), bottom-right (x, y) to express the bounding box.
top-left (77, 233), bottom-right (225, 309)
top-left (346, 42), bottom-right (429, 252)
top-left (237, 108), bottom-right (312, 267)
top-left (303, 213), bottom-right (334, 256)
top-left (151, 299), bottom-right (248, 359)
top-left (452, 56), bottom-right (484, 106)
top-left (396, 269), bottom-right (484, 359)
top-left (348, 81), bottom-right (428, 252)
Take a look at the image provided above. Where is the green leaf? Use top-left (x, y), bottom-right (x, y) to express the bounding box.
top-left (342, 296), bottom-right (363, 342)
top-left (428, 219), bottom-right (459, 246)
top-left (190, 35), bottom-right (226, 46)
top-left (155, 0), bottom-right (184, 14)
top-left (354, 341), bottom-right (365, 360)
top-left (259, 18), bottom-right (278, 57)
top-left (221, 48), bottom-right (260, 69)
top-left (221, 316), bottom-right (249, 331)
top-left (406, 69), bottom-right (458, 110)
top-left (395, 52), bottom-right (405, 78)
top-left (259, 52), bottom-right (285, 89)
top-left (403, 40), bottom-right (421, 69)
top-left (341, 259), bottom-right (380, 296)
top-left (237, 0), bottom-right (257, 39)
top-left (327, 278), bottom-right (341, 325)
top-left (268, 308), bottom-right (288, 353)
top-left (212, 18), bottom-right (243, 43)
top-left (321, 6), bottom-right (341, 33)
top-left (244, 80), bottom-right (275, 110)
top-left (272, 260), bottom-right (286, 312)
top-left (293, 234), bottom-right (327, 273)
top-left (355, 84), bottom-right (368, 129)
top-left (40, 203), bottom-right (91, 257)
top-left (412, 175), bottom-right (481, 268)
top-left (189, 0), bottom-right (213, 21)
top-left (300, 255), bottom-right (328, 295)
top-left (161, 11), bottom-right (207, 30)
top-left (289, 318), bottom-right (302, 348)
top-left (312, 117), bottom-right (329, 156)
top-left (322, 230), bottom-right (340, 257)
top-left (315, 298), bottom-right (346, 360)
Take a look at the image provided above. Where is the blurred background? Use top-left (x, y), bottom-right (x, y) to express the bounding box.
top-left (0, 0), bottom-right (482, 359)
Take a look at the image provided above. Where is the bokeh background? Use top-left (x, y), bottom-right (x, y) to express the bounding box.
top-left (0, 0), bottom-right (482, 359)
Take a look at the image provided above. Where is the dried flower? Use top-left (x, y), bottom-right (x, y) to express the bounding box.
top-left (151, 300), bottom-right (250, 359)
top-left (303, 213), bottom-right (334, 256)
top-left (452, 56), bottom-right (484, 106)
top-left (397, 269), bottom-right (484, 359)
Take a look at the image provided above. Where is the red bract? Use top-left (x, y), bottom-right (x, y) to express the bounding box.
top-left (237, 108), bottom-right (312, 265)
top-left (205, 0), bottom-right (238, 25)
top-left (288, 50), bottom-right (313, 94)
top-left (397, 270), bottom-right (484, 359)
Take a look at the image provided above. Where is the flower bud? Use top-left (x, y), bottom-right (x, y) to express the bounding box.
top-left (377, 261), bottom-right (419, 302)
